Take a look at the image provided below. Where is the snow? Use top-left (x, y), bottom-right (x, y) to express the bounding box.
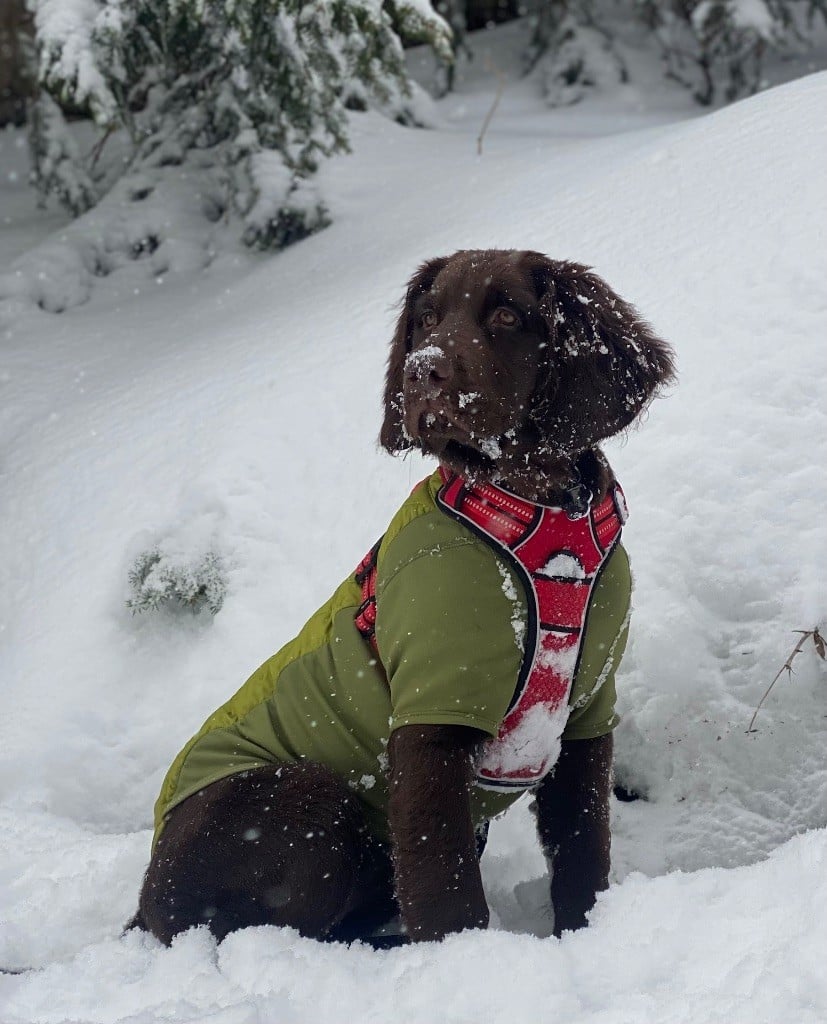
top-left (3, 831), bottom-right (825, 1023)
top-left (540, 552), bottom-right (586, 579)
top-left (404, 342), bottom-right (445, 376)
top-left (32, 0), bottom-right (117, 119)
top-left (477, 702), bottom-right (569, 783)
top-left (495, 557), bottom-right (525, 651)
top-left (1, 23), bottom-right (827, 1024)
top-left (537, 638), bottom-right (580, 682)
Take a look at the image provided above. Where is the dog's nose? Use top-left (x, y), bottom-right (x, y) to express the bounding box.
top-left (426, 359), bottom-right (450, 384)
top-left (405, 345), bottom-right (453, 386)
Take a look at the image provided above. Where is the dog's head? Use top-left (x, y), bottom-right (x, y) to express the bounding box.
top-left (380, 249), bottom-right (675, 494)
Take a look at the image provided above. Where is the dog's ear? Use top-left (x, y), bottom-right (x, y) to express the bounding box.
top-left (380, 255), bottom-right (451, 453)
top-left (525, 255), bottom-right (676, 454)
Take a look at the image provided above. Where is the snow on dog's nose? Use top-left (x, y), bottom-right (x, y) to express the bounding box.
top-left (404, 344), bottom-right (452, 391)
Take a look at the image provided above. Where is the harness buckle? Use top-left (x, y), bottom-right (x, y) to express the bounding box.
top-left (563, 481), bottom-right (593, 519)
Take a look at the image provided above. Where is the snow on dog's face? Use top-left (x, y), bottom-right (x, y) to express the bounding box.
top-left (398, 253), bottom-right (544, 475)
top-left (380, 249), bottom-right (675, 492)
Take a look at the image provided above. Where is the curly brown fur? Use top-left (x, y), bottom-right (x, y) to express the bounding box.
top-left (380, 249), bottom-right (674, 503)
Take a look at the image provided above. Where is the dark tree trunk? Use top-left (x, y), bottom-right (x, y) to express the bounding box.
top-left (0, 0), bottom-right (35, 126)
top-left (465, 0), bottom-right (521, 30)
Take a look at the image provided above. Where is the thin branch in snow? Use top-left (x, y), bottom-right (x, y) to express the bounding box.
top-left (476, 56), bottom-right (506, 157)
top-left (746, 627), bottom-right (825, 733)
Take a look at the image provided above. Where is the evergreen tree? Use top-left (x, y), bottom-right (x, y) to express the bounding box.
top-left (528, 0), bottom-right (827, 107)
top-left (28, 0), bottom-right (452, 249)
top-left (433, 1), bottom-right (470, 92)
top-left (638, 0), bottom-right (827, 105)
top-left (525, 1), bottom-right (627, 106)
top-left (27, 92), bottom-right (97, 215)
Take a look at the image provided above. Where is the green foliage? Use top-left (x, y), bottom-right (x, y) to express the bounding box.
top-left (389, 0), bottom-right (455, 63)
top-left (127, 547), bottom-right (227, 616)
top-left (28, 0), bottom-right (452, 247)
top-left (637, 0), bottom-right (820, 105)
top-left (529, 0), bottom-right (827, 107)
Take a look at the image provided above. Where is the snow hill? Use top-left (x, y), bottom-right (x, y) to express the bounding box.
top-left (1, 45), bottom-right (826, 1024)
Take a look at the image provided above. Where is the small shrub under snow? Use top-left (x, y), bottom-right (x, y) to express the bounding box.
top-left (126, 548), bottom-right (226, 617)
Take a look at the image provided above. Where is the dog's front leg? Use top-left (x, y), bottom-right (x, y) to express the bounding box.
top-left (533, 733), bottom-right (613, 936)
top-left (388, 723), bottom-right (488, 942)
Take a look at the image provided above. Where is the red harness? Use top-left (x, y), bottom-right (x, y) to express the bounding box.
top-left (355, 467), bottom-right (627, 791)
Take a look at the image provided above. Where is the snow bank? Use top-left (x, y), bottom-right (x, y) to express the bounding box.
top-left (3, 830), bottom-right (824, 1023)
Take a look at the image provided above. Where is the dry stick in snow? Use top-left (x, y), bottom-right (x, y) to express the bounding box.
top-left (477, 58), bottom-right (506, 156)
top-left (746, 627), bottom-right (825, 733)
top-left (87, 123), bottom-right (117, 170)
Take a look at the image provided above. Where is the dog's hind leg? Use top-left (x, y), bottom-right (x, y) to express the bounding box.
top-left (137, 762), bottom-right (389, 945)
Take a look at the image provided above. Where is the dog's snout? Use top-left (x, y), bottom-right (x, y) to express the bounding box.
top-left (427, 359), bottom-right (451, 384)
top-left (405, 345), bottom-right (453, 387)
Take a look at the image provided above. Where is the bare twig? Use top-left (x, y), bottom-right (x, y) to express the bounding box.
top-left (747, 627), bottom-right (825, 733)
top-left (87, 123), bottom-right (117, 171)
top-left (477, 57), bottom-right (506, 157)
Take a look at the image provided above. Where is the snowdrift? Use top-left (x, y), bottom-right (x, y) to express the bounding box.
top-left (1, 60), bottom-right (825, 1023)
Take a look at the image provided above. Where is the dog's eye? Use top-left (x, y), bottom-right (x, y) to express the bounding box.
top-left (492, 307), bottom-right (519, 328)
top-left (419, 311), bottom-right (438, 330)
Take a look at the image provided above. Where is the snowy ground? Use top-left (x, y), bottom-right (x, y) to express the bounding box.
top-left (1, 23), bottom-right (826, 1024)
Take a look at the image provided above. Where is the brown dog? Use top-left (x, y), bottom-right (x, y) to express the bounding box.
top-left (133, 250), bottom-right (674, 947)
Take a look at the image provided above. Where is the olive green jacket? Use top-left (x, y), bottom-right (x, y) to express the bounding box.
top-left (154, 470), bottom-right (630, 843)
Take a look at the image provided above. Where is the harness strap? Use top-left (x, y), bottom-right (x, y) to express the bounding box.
top-left (352, 467), bottom-right (626, 790)
top-left (436, 470), bottom-right (625, 789)
top-left (353, 474), bottom-right (434, 652)
top-left (354, 539), bottom-right (382, 653)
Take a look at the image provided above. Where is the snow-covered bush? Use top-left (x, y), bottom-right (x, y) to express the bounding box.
top-left (127, 548), bottom-right (227, 616)
top-left (527, 0), bottom-right (826, 107)
top-left (638, 0), bottom-right (827, 105)
top-left (27, 0), bottom-right (452, 248)
top-left (527, 5), bottom-right (627, 106)
top-left (27, 92), bottom-right (97, 215)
